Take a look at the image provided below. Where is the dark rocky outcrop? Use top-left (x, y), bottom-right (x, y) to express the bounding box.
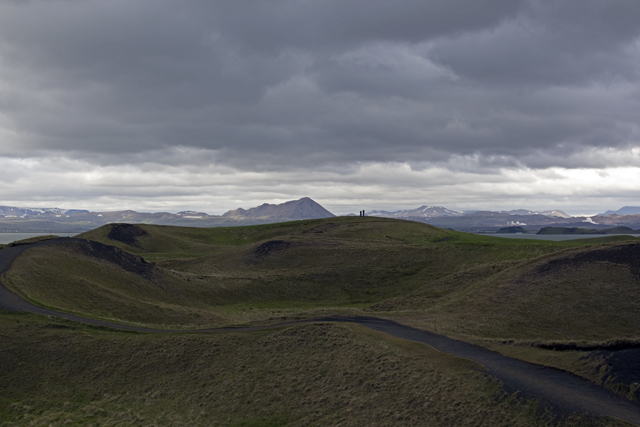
top-left (107, 223), bottom-right (148, 247)
top-left (527, 243), bottom-right (640, 281)
top-left (71, 239), bottom-right (159, 280)
top-left (249, 240), bottom-right (304, 264)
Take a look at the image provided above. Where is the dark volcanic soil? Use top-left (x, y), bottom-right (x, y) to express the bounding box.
top-left (70, 239), bottom-right (159, 280)
top-left (107, 223), bottom-right (148, 247)
top-left (250, 240), bottom-right (303, 263)
top-left (529, 243), bottom-right (640, 279)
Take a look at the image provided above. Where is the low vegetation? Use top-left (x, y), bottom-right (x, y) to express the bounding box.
top-left (6, 217), bottom-right (640, 339)
top-left (3, 216), bottom-right (640, 422)
top-left (7, 217), bottom-right (637, 336)
top-left (3, 218), bottom-right (594, 327)
top-left (0, 312), bottom-right (625, 427)
top-left (381, 241), bottom-right (640, 341)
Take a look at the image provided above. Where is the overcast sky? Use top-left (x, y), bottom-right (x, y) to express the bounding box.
top-left (1, 0), bottom-right (639, 215)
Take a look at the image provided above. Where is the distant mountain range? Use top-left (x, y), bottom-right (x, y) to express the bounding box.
top-left (499, 209), bottom-right (572, 218)
top-left (223, 197), bottom-right (334, 220)
top-left (369, 206), bottom-right (464, 219)
top-left (0, 198), bottom-right (334, 232)
top-left (2, 199), bottom-right (640, 234)
top-left (369, 205), bottom-right (640, 232)
top-left (370, 206), bottom-right (573, 221)
top-left (601, 206), bottom-right (640, 216)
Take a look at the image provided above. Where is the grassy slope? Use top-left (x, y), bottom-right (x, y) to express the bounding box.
top-left (3, 243), bottom-right (225, 328)
top-left (6, 217), bottom-right (640, 337)
top-left (384, 240), bottom-right (640, 342)
top-left (4, 218), bottom-right (640, 421)
top-left (4, 218), bottom-right (573, 327)
top-left (79, 218), bottom-right (640, 402)
top-left (0, 312), bottom-right (623, 427)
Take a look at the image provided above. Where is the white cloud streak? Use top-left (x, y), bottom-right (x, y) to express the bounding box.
top-left (2, 149), bottom-right (639, 215)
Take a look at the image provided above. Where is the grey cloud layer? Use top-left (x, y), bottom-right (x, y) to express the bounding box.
top-left (1, 0), bottom-right (640, 171)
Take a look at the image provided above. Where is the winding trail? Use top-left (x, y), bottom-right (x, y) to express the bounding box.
top-left (2, 238), bottom-right (640, 424)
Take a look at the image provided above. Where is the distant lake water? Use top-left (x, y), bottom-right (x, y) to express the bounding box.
top-left (484, 233), bottom-right (640, 241)
top-left (0, 232), bottom-right (79, 245)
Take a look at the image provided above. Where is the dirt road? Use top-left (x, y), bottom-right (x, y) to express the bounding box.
top-left (2, 238), bottom-right (640, 424)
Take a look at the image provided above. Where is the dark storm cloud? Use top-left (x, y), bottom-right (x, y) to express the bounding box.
top-left (1, 0), bottom-right (639, 171)
top-left (203, 0), bottom-right (524, 52)
top-left (430, 1), bottom-right (640, 86)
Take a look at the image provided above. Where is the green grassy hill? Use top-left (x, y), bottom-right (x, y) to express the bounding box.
top-left (3, 217), bottom-right (640, 424)
top-left (379, 241), bottom-right (640, 341)
top-left (5, 216), bottom-right (639, 339)
top-left (0, 219), bottom-right (560, 326)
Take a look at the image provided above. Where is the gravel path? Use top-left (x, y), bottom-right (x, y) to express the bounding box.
top-left (2, 238), bottom-right (640, 425)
